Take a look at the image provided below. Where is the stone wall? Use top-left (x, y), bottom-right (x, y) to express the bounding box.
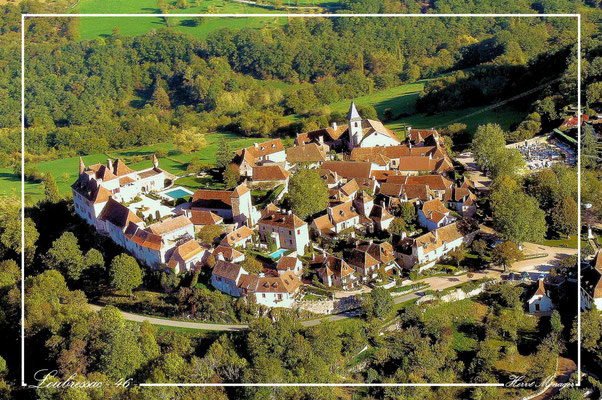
top-left (416, 281), bottom-right (492, 305)
top-left (294, 296), bottom-right (361, 315)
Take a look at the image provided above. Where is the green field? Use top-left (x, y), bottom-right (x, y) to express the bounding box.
top-left (285, 77), bottom-right (526, 138)
top-left (1, 132), bottom-right (268, 205)
top-left (75, 0), bottom-right (290, 41)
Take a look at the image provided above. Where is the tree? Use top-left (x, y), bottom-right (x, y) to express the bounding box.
top-left (472, 123), bottom-right (506, 173)
top-left (491, 241), bottom-right (523, 272)
top-left (582, 124), bottom-right (599, 168)
top-left (215, 138), bottom-right (233, 170)
top-left (286, 168), bottom-right (329, 219)
top-left (241, 255), bottom-right (263, 275)
top-left (109, 254), bottom-right (143, 294)
top-left (448, 245), bottom-right (467, 267)
top-left (152, 86), bottom-right (171, 110)
top-left (223, 164), bottom-right (239, 189)
top-left (155, 147), bottom-right (169, 159)
top-left (472, 239), bottom-right (487, 260)
top-left (405, 64), bottom-right (420, 82)
top-left (389, 217), bottom-right (407, 236)
top-left (42, 172), bottom-right (61, 203)
top-left (197, 225), bottom-right (224, 245)
top-left (398, 201), bottom-right (416, 225)
top-left (174, 131), bottom-right (207, 154)
top-left (493, 191), bottom-right (546, 243)
top-left (551, 197), bottom-right (578, 237)
top-left (45, 232), bottom-right (86, 281)
top-left (361, 287), bottom-right (394, 320)
top-left (84, 248), bottom-right (104, 271)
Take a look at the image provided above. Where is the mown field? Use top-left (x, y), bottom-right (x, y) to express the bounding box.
top-left (75, 0), bottom-right (315, 41)
top-left (1, 132), bottom-right (269, 204)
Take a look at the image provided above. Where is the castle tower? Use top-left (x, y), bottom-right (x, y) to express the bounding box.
top-left (347, 101), bottom-right (362, 149)
top-left (79, 156), bottom-right (85, 175)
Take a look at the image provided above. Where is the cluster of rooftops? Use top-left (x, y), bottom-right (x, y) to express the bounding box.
top-left (71, 102), bottom-right (483, 306)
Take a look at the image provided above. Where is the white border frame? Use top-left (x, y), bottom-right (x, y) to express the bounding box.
top-left (20, 12), bottom-right (582, 388)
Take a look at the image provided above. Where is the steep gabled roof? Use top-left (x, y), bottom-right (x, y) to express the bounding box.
top-left (148, 215), bottom-right (193, 235)
top-left (213, 260), bottom-right (243, 281)
top-left (286, 143), bottom-right (327, 163)
top-left (259, 209), bottom-right (306, 230)
top-left (212, 245), bottom-right (244, 262)
top-left (340, 179), bottom-right (360, 197)
top-left (221, 226), bottom-right (254, 246)
top-left (348, 248), bottom-right (379, 270)
top-left (277, 256), bottom-right (299, 272)
top-left (329, 201), bottom-right (359, 224)
top-left (98, 198), bottom-right (142, 229)
top-left (112, 159), bottom-right (135, 176)
top-left (322, 161), bottom-right (372, 180)
top-left (415, 222), bottom-right (465, 254)
top-left (124, 222), bottom-right (162, 250)
top-left (188, 210), bottom-right (223, 226)
top-left (252, 165), bottom-right (290, 181)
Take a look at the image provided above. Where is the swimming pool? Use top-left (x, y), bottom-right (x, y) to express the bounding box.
top-left (165, 188), bottom-right (192, 199)
top-left (269, 248), bottom-right (288, 260)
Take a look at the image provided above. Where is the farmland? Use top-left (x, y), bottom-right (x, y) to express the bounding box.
top-left (75, 0), bottom-right (305, 41)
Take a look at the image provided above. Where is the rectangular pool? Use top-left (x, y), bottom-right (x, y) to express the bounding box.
top-left (165, 189), bottom-right (192, 199)
top-left (269, 248), bottom-right (288, 260)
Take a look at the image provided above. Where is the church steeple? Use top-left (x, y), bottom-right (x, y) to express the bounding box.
top-left (79, 156), bottom-right (85, 175)
top-left (347, 101), bottom-right (361, 121)
top-left (347, 101), bottom-right (363, 149)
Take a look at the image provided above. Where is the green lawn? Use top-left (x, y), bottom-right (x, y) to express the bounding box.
top-left (4, 132), bottom-right (269, 205)
top-left (75, 0), bottom-right (287, 41)
top-left (538, 235), bottom-right (578, 249)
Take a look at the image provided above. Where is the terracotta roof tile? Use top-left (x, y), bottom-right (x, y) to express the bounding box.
top-left (98, 198), bottom-right (142, 229)
top-left (286, 143), bottom-right (327, 163)
top-left (252, 165), bottom-right (290, 181)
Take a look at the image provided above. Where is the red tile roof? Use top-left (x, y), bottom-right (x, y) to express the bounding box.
top-left (252, 165), bottom-right (290, 181)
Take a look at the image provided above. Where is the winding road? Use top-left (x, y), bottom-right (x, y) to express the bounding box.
top-left (88, 291), bottom-right (421, 331)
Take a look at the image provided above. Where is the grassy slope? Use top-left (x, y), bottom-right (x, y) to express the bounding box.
top-left (286, 77), bottom-right (525, 136)
top-left (2, 132), bottom-right (269, 204)
top-left (75, 0), bottom-right (286, 40)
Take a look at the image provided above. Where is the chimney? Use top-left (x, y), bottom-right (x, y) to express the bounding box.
top-left (332, 122), bottom-right (338, 131)
top-left (152, 154), bottom-right (159, 168)
top-left (401, 231), bottom-right (407, 239)
top-left (254, 143), bottom-right (258, 148)
top-left (79, 156), bottom-right (85, 175)
top-left (106, 158), bottom-right (113, 171)
top-left (434, 229), bottom-right (439, 242)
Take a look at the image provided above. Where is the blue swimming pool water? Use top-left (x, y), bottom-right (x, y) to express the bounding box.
top-left (166, 189), bottom-right (192, 199)
top-left (269, 248), bottom-right (287, 260)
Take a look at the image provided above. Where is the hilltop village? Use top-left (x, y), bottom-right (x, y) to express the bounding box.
top-left (72, 102), bottom-right (487, 307)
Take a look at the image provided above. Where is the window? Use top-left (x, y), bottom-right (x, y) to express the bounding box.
top-left (297, 229), bottom-right (300, 235)
top-left (262, 294), bottom-right (266, 298)
top-left (355, 122), bottom-right (358, 127)
top-left (535, 303), bottom-right (540, 311)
